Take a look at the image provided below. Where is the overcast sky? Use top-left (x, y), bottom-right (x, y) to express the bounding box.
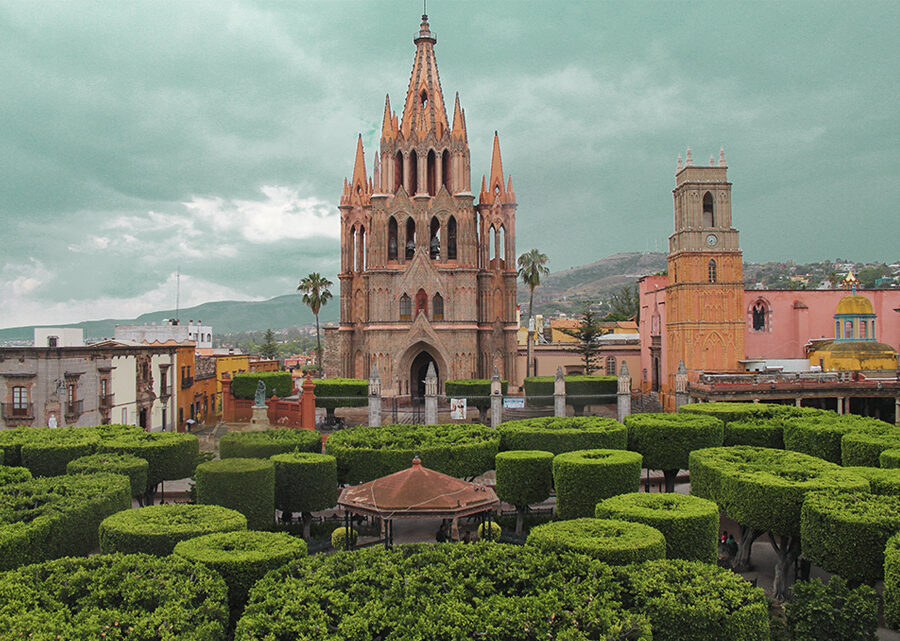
top-left (1, 1), bottom-right (897, 329)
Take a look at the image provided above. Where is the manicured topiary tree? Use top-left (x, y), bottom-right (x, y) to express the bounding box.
top-left (232, 371), bottom-right (293, 399)
top-left (324, 423), bottom-right (499, 484)
top-left (801, 490), bottom-right (900, 584)
top-left (67, 452), bottom-right (149, 498)
top-left (784, 576), bottom-right (878, 641)
top-left (0, 466), bottom-right (31, 486)
top-left (625, 413), bottom-right (723, 492)
top-left (0, 553), bottom-right (229, 640)
top-left (842, 466), bottom-right (900, 495)
top-left (553, 449), bottom-right (642, 519)
top-left (621, 558), bottom-right (770, 641)
top-left (445, 378), bottom-right (509, 414)
top-left (783, 413), bottom-right (895, 464)
top-left (477, 521), bottom-right (501, 541)
top-left (331, 526), bottom-right (357, 550)
top-left (20, 431), bottom-right (98, 477)
top-left (98, 430), bottom-right (199, 503)
top-left (494, 450), bottom-right (553, 534)
top-left (196, 458), bottom-right (275, 530)
top-left (527, 518), bottom-right (665, 564)
top-left (174, 530), bottom-right (307, 617)
top-left (678, 401), bottom-right (823, 426)
top-left (270, 452), bottom-right (337, 539)
top-left (0, 423), bottom-right (140, 467)
top-left (497, 416), bottom-right (627, 454)
top-left (219, 428), bottom-right (322, 459)
top-left (99, 503), bottom-right (247, 556)
top-left (842, 429), bottom-right (900, 467)
top-left (596, 492), bottom-right (719, 563)
top-left (524, 375), bottom-right (617, 415)
top-left (883, 448), bottom-right (900, 469)
top-left (689, 446), bottom-right (869, 600)
top-left (885, 533), bottom-right (900, 630)
top-left (722, 418), bottom-right (786, 449)
top-left (313, 378), bottom-right (367, 424)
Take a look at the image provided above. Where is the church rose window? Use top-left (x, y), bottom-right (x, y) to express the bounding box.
top-left (399, 294), bottom-right (411, 321)
top-left (708, 259), bottom-right (717, 283)
top-left (433, 293), bottom-right (444, 321)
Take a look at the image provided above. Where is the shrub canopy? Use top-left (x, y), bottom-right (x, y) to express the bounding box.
top-left (783, 414), bottom-right (896, 464)
top-left (722, 418), bottom-right (786, 449)
top-left (883, 449), bottom-right (900, 469)
top-left (444, 378), bottom-right (508, 411)
top-left (553, 449), bottom-right (643, 519)
top-left (0, 466), bottom-right (32, 486)
top-left (625, 412), bottom-right (724, 472)
top-left (232, 371), bottom-right (292, 399)
top-left (885, 533), bottom-right (900, 630)
top-left (784, 576), bottom-right (878, 641)
top-left (524, 375), bottom-right (617, 408)
top-left (324, 423), bottom-right (499, 484)
top-left (312, 378), bottom-right (368, 409)
top-left (270, 452), bottom-right (338, 514)
top-left (678, 401), bottom-right (823, 425)
top-left (0, 423), bottom-right (140, 471)
top-left (98, 431), bottom-right (199, 490)
top-left (195, 458), bottom-right (275, 531)
top-left (67, 451), bottom-right (149, 498)
top-left (527, 517), bottom-right (666, 564)
top-left (842, 466), bottom-right (900, 496)
top-left (219, 428), bottom-right (321, 459)
top-left (497, 416), bottom-right (627, 454)
top-left (494, 450), bottom-right (553, 508)
top-left (842, 430), bottom-right (900, 467)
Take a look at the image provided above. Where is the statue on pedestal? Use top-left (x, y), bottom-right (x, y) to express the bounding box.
top-left (254, 380), bottom-right (267, 407)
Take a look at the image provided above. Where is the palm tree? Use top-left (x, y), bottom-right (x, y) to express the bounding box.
top-left (517, 249), bottom-right (549, 377)
top-left (298, 273), bottom-right (333, 373)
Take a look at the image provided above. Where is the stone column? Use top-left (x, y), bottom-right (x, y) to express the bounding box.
top-left (674, 360), bottom-right (689, 410)
top-left (554, 366), bottom-right (566, 418)
top-left (368, 364), bottom-right (382, 427)
top-left (837, 396), bottom-right (844, 415)
top-left (795, 398), bottom-right (802, 407)
top-left (617, 361), bottom-right (632, 423)
top-left (424, 363), bottom-right (438, 425)
top-left (490, 367), bottom-right (503, 429)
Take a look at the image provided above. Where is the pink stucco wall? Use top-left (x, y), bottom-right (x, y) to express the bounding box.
top-left (638, 275), bottom-right (668, 390)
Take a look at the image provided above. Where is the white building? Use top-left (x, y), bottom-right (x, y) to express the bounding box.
top-left (115, 320), bottom-right (213, 349)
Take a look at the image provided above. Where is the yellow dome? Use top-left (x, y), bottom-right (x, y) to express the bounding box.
top-left (835, 294), bottom-right (874, 316)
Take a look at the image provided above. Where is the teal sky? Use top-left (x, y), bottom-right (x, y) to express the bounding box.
top-left (1, 1), bottom-right (897, 328)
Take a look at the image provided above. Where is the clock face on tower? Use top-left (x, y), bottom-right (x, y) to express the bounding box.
top-left (705, 233), bottom-right (718, 247)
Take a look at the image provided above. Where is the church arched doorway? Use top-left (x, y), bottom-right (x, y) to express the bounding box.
top-left (410, 351), bottom-right (438, 400)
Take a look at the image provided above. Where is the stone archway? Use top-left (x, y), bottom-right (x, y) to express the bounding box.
top-left (398, 341), bottom-right (448, 400)
top-left (411, 351), bottom-right (438, 400)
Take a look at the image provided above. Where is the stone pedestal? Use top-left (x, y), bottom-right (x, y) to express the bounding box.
top-left (617, 361), bottom-right (632, 423)
top-left (553, 366), bottom-right (566, 417)
top-left (250, 405), bottom-right (269, 429)
top-left (490, 367), bottom-right (503, 429)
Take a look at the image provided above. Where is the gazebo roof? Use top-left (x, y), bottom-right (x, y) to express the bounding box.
top-left (338, 457), bottom-right (499, 520)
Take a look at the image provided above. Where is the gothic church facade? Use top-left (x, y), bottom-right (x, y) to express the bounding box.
top-left (322, 15), bottom-right (518, 397)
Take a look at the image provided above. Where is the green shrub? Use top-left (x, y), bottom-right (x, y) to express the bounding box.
top-left (784, 576), bottom-right (877, 641)
top-left (0, 553), bottom-right (228, 640)
top-left (0, 466), bottom-right (31, 485)
top-left (527, 517), bottom-right (665, 564)
top-left (885, 533), bottom-right (900, 629)
top-left (783, 414), bottom-right (895, 464)
top-left (174, 530), bottom-right (307, 616)
top-left (0, 423), bottom-right (140, 466)
top-left (98, 430), bottom-right (199, 491)
top-left (678, 401), bottom-right (823, 425)
top-left (324, 423), bottom-right (499, 484)
top-left (20, 431), bottom-right (98, 477)
top-left (271, 452), bottom-right (337, 513)
top-left (497, 416), bottom-right (627, 454)
top-left (477, 521), bottom-right (501, 541)
top-left (196, 458), bottom-right (275, 530)
top-left (99, 503), bottom-right (247, 556)
top-left (620, 558), bottom-right (770, 641)
top-left (553, 449), bottom-right (642, 519)
top-left (232, 371), bottom-right (292, 399)
top-left (312, 377), bottom-right (368, 409)
top-left (0, 472), bottom-right (131, 570)
top-left (445, 378), bottom-right (508, 411)
top-left (689, 447), bottom-right (869, 538)
top-left (842, 466), bottom-right (900, 495)
top-left (524, 374), bottom-right (617, 411)
top-left (842, 429), bottom-right (900, 467)
top-left (219, 428), bottom-right (321, 459)
top-left (495, 450), bottom-right (553, 535)
top-left (67, 452), bottom-right (149, 498)
top-left (723, 418), bottom-right (785, 449)
top-left (801, 490), bottom-right (900, 584)
top-left (0, 448), bottom-right (3, 464)
top-left (596, 492), bottom-right (719, 563)
top-left (882, 448), bottom-right (900, 469)
top-left (331, 526), bottom-right (357, 549)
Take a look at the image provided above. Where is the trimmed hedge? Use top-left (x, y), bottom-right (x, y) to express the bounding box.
top-left (20, 431), bottom-right (98, 477)
top-left (883, 448), bottom-right (900, 469)
top-left (0, 423), bottom-right (140, 467)
top-left (843, 466), bottom-right (900, 495)
top-left (553, 449), bottom-right (642, 519)
top-left (785, 576), bottom-right (878, 641)
top-left (495, 450), bottom-right (553, 508)
top-left (678, 401), bottom-right (823, 425)
top-left (98, 431), bottom-right (200, 490)
top-left (312, 377), bottom-right (368, 409)
top-left (527, 517), bottom-right (666, 564)
top-left (444, 378), bottom-right (508, 411)
top-left (174, 530), bottom-right (307, 616)
top-left (596, 492), bottom-right (719, 563)
top-left (842, 429), bottom-right (900, 467)
top-left (723, 418), bottom-right (786, 449)
top-left (196, 458), bottom-right (275, 530)
top-left (625, 412), bottom-right (724, 473)
top-left (271, 452), bottom-right (338, 514)
top-left (622, 558), bottom-right (770, 641)
top-left (885, 533), bottom-right (900, 629)
top-left (801, 490), bottom-right (900, 584)
top-left (219, 428), bottom-right (322, 459)
top-left (524, 374), bottom-right (617, 409)
top-left (0, 553), bottom-right (228, 640)
top-left (497, 416), bottom-right (627, 454)
top-left (99, 503), bottom-right (247, 556)
top-left (689, 446), bottom-right (870, 538)
top-left (0, 472), bottom-right (132, 570)
top-left (783, 413), bottom-right (896, 464)
top-left (232, 371), bottom-right (293, 399)
top-left (324, 423), bottom-right (499, 484)
top-left (0, 466), bottom-right (32, 486)
top-left (67, 451), bottom-right (149, 498)
top-left (331, 526), bottom-right (357, 549)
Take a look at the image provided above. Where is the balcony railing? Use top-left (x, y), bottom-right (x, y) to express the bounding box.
top-left (1, 403), bottom-right (34, 422)
top-left (99, 393), bottom-right (115, 409)
top-left (181, 376), bottom-right (193, 389)
top-left (65, 399), bottom-right (84, 418)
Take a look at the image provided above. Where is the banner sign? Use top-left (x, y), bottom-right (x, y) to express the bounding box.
top-left (450, 398), bottom-right (467, 420)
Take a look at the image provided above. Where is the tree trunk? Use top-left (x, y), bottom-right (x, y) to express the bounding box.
top-left (732, 525), bottom-right (762, 571)
top-left (302, 512), bottom-right (312, 541)
top-left (526, 287), bottom-right (535, 377)
top-left (662, 469), bottom-right (679, 493)
top-left (515, 507), bottom-right (524, 535)
top-left (315, 313), bottom-right (322, 372)
top-left (770, 533), bottom-right (800, 602)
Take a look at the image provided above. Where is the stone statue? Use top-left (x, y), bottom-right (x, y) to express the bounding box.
top-left (254, 380), bottom-right (267, 406)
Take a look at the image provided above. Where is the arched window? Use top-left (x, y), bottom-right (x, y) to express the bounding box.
top-left (702, 191), bottom-right (715, 227)
top-left (399, 294), bottom-right (411, 321)
top-left (429, 217), bottom-right (440, 260)
top-left (409, 149), bottom-right (418, 194)
top-left (406, 217), bottom-right (416, 260)
top-left (394, 151), bottom-right (403, 193)
top-left (708, 259), bottom-right (717, 283)
top-left (359, 227), bottom-right (366, 271)
top-left (752, 302), bottom-right (766, 331)
top-left (447, 216), bottom-right (457, 260)
top-left (387, 216), bottom-right (398, 261)
top-left (606, 356), bottom-right (617, 376)
top-left (845, 319), bottom-right (854, 338)
top-left (426, 149), bottom-right (436, 196)
top-left (861, 321), bottom-right (868, 339)
top-left (350, 226), bottom-right (357, 273)
top-left (442, 149), bottom-right (451, 192)
top-left (499, 225), bottom-right (506, 266)
top-left (488, 226), bottom-right (496, 261)
top-left (420, 90), bottom-right (428, 109)
top-left (415, 288), bottom-right (427, 316)
top-left (432, 293), bottom-right (444, 321)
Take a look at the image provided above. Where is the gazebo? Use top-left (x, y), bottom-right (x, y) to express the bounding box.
top-left (337, 456), bottom-right (500, 548)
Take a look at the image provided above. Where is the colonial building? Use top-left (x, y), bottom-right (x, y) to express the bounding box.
top-left (324, 14), bottom-right (519, 397)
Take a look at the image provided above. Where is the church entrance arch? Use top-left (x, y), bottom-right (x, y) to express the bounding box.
top-left (411, 351), bottom-right (438, 400)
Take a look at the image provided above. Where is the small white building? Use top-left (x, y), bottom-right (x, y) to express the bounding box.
top-left (115, 320), bottom-right (213, 349)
